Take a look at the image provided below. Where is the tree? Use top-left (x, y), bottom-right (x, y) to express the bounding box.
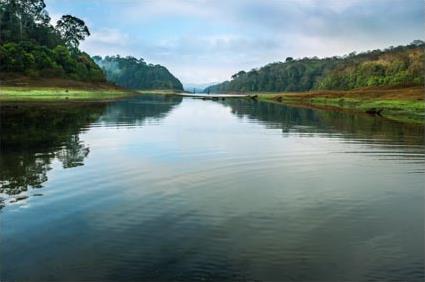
top-left (231, 70), bottom-right (246, 79)
top-left (0, 0), bottom-right (51, 43)
top-left (56, 15), bottom-right (90, 49)
top-left (410, 40), bottom-right (424, 47)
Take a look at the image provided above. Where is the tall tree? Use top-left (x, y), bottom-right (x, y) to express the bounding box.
top-left (56, 15), bottom-right (89, 49)
top-left (0, 0), bottom-right (50, 43)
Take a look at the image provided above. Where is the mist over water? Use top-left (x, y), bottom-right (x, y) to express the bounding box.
top-left (1, 95), bottom-right (424, 281)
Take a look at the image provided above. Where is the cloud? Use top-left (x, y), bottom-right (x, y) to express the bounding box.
top-left (46, 0), bottom-right (424, 84)
top-left (80, 28), bottom-right (131, 56)
top-left (48, 11), bottom-right (61, 26)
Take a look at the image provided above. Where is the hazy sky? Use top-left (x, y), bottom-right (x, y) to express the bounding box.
top-left (46, 0), bottom-right (424, 85)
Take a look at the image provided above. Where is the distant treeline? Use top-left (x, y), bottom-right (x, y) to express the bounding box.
top-left (205, 41), bottom-right (425, 93)
top-left (93, 56), bottom-right (183, 90)
top-left (0, 0), bottom-right (105, 82)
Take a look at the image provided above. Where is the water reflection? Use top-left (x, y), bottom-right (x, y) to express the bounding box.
top-left (220, 99), bottom-right (425, 174)
top-left (221, 99), bottom-right (425, 145)
top-left (1, 96), bottom-right (422, 199)
top-left (0, 95), bottom-right (182, 201)
top-left (98, 95), bottom-right (183, 126)
top-left (0, 104), bottom-right (105, 197)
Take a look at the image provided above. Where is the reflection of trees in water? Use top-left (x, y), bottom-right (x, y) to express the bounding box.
top-left (0, 95), bottom-right (182, 198)
top-left (99, 95), bottom-right (182, 126)
top-left (222, 99), bottom-right (425, 145)
top-left (56, 135), bottom-right (90, 169)
top-left (0, 104), bottom-right (105, 196)
top-left (223, 99), bottom-right (425, 174)
top-left (0, 152), bottom-right (51, 195)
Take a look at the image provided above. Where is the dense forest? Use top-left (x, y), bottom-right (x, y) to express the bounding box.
top-left (0, 0), bottom-right (105, 81)
top-left (205, 41), bottom-right (425, 93)
top-left (93, 56), bottom-right (183, 90)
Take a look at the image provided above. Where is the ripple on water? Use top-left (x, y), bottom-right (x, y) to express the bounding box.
top-left (0, 96), bottom-right (423, 281)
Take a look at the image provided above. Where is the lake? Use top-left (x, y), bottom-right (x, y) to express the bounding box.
top-left (1, 95), bottom-right (424, 281)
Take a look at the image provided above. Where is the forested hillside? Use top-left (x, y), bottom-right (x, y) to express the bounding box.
top-left (0, 0), bottom-right (105, 82)
top-left (205, 41), bottom-right (425, 93)
top-left (93, 56), bottom-right (183, 91)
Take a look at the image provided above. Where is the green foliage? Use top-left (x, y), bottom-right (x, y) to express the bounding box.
top-left (93, 56), bottom-right (183, 90)
top-left (316, 44), bottom-right (425, 90)
top-left (0, 0), bottom-right (105, 82)
top-left (206, 41), bottom-right (425, 93)
top-left (0, 0), bottom-right (51, 44)
top-left (206, 57), bottom-right (340, 93)
top-left (0, 41), bottom-right (105, 81)
top-left (56, 15), bottom-right (90, 49)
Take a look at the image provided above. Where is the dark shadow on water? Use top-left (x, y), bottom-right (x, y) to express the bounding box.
top-left (0, 95), bottom-right (182, 201)
top-left (0, 103), bottom-right (105, 197)
top-left (220, 99), bottom-right (425, 146)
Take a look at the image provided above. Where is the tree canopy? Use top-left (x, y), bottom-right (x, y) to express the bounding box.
top-left (56, 15), bottom-right (90, 49)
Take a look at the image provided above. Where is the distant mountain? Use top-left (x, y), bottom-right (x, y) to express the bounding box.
top-left (205, 40), bottom-right (425, 93)
top-left (183, 82), bottom-right (219, 93)
top-left (93, 56), bottom-right (183, 90)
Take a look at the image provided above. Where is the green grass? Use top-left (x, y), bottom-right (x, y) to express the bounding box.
top-left (0, 86), bottom-right (134, 102)
top-left (308, 98), bottom-right (424, 123)
top-left (0, 85), bottom-right (184, 102)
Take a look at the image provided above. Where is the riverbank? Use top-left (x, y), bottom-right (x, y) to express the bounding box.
top-left (256, 87), bottom-right (424, 124)
top-left (0, 86), bottom-right (135, 102)
top-left (0, 77), bottom-right (137, 102)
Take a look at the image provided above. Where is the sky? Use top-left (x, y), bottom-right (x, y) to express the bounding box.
top-left (45, 0), bottom-right (424, 85)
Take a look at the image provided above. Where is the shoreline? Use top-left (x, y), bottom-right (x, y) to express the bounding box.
top-left (2, 80), bottom-right (423, 124)
top-left (250, 87), bottom-right (424, 124)
top-left (0, 86), bottom-right (136, 102)
top-left (0, 77), bottom-right (133, 102)
top-left (0, 78), bottom-right (183, 102)
top-left (136, 89), bottom-right (183, 95)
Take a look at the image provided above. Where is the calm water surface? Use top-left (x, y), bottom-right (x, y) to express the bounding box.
top-left (1, 95), bottom-right (424, 281)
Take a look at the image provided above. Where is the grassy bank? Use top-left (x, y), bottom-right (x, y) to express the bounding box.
top-left (256, 87), bottom-right (424, 124)
top-left (0, 77), bottom-right (136, 102)
top-left (0, 77), bottom-right (185, 102)
top-left (0, 86), bottom-right (136, 102)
